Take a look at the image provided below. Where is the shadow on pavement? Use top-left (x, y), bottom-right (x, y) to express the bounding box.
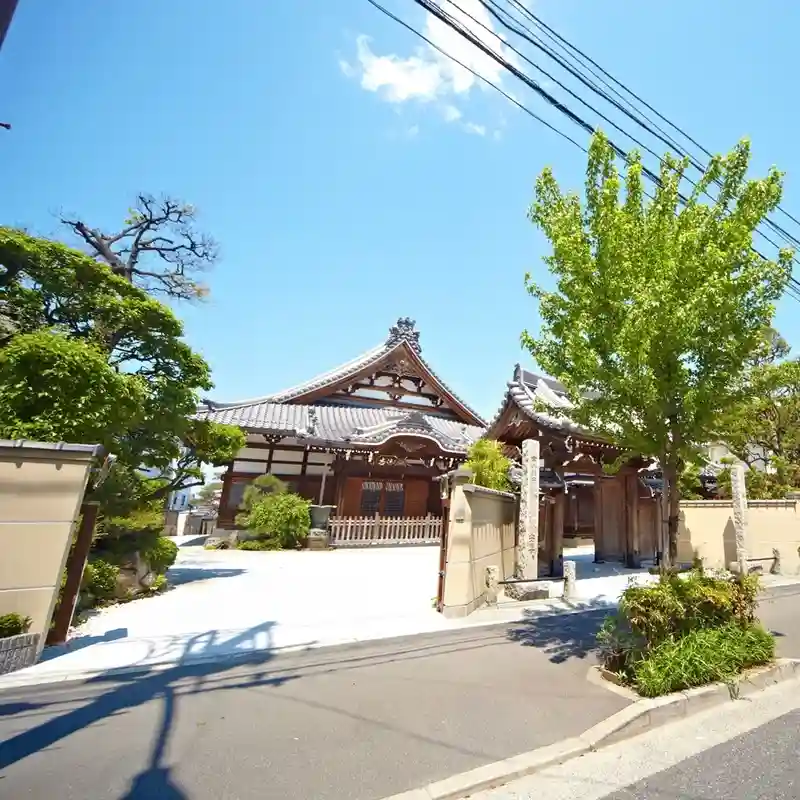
top-left (166, 567), bottom-right (246, 587)
top-left (39, 628), bottom-right (129, 662)
top-left (0, 621), bottom-right (298, 793)
top-left (506, 603), bottom-right (610, 663)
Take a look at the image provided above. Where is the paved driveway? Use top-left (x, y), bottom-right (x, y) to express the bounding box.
top-left (9, 545), bottom-right (453, 681)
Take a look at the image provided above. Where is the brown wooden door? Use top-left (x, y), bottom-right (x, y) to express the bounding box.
top-left (341, 477), bottom-right (363, 517)
top-left (405, 479), bottom-right (429, 517)
top-left (601, 478), bottom-right (625, 560)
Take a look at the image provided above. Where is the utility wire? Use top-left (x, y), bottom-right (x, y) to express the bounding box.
top-left (362, 0), bottom-right (800, 295)
top-left (502, 0), bottom-right (800, 231)
top-left (479, 0), bottom-right (800, 254)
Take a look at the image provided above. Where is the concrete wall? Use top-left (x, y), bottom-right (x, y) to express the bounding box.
top-left (0, 440), bottom-right (100, 652)
top-left (441, 480), bottom-right (517, 618)
top-left (678, 499), bottom-right (800, 575)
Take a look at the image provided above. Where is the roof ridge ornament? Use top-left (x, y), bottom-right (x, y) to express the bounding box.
top-left (385, 317), bottom-right (421, 354)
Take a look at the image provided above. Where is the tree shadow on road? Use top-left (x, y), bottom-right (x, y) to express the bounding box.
top-left (0, 621), bottom-right (303, 790)
top-left (166, 567), bottom-right (246, 587)
top-left (505, 602), bottom-right (613, 663)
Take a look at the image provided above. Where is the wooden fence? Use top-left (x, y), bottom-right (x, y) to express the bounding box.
top-left (328, 515), bottom-right (443, 547)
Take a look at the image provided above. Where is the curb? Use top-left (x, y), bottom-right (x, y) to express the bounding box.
top-left (380, 658), bottom-right (800, 800)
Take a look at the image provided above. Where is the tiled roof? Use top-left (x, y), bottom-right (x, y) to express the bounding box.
top-left (203, 318), bottom-right (486, 427)
top-left (196, 401), bottom-right (484, 455)
top-left (486, 364), bottom-right (587, 437)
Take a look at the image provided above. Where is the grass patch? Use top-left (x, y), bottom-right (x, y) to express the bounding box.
top-left (633, 622), bottom-right (775, 697)
top-left (598, 569), bottom-right (774, 697)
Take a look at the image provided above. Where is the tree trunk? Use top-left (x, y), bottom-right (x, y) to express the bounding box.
top-left (660, 462), bottom-right (680, 571)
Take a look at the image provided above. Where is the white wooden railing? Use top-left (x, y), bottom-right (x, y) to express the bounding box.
top-left (328, 515), bottom-right (442, 547)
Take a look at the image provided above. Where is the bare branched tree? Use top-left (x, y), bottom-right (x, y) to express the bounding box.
top-left (61, 194), bottom-right (218, 301)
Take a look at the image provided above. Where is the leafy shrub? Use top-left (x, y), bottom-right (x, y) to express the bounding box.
top-left (144, 536), bottom-right (179, 574)
top-left (236, 474), bottom-right (288, 522)
top-left (598, 570), bottom-right (768, 694)
top-left (238, 538), bottom-right (282, 551)
top-left (0, 613), bottom-right (32, 638)
top-left (633, 623), bottom-right (775, 697)
top-left (464, 439), bottom-right (512, 491)
top-left (205, 540), bottom-right (230, 550)
top-left (239, 491), bottom-right (311, 549)
top-left (81, 558), bottom-right (120, 605)
top-left (149, 574), bottom-right (168, 593)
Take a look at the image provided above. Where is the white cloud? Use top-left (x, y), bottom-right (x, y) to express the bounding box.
top-left (407, 124), bottom-right (420, 138)
top-left (339, 0), bottom-right (513, 132)
top-left (464, 122), bottom-right (486, 136)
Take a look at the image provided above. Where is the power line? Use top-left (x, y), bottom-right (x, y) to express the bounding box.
top-left (500, 0), bottom-right (800, 233)
top-left (362, 0), bottom-right (800, 295)
top-left (362, 0), bottom-right (587, 151)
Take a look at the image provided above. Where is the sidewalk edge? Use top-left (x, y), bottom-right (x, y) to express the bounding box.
top-left (380, 658), bottom-right (800, 800)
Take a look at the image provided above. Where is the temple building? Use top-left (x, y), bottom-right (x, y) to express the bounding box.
top-left (485, 365), bottom-right (660, 568)
top-left (197, 319), bottom-right (486, 529)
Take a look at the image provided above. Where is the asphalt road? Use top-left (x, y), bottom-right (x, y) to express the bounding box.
top-left (604, 708), bottom-right (800, 799)
top-left (0, 586), bottom-right (797, 800)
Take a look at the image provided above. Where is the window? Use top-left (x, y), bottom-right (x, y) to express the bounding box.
top-left (227, 481), bottom-right (247, 510)
top-left (360, 480), bottom-right (382, 515)
top-left (358, 480), bottom-right (406, 517)
top-left (383, 481), bottom-right (405, 517)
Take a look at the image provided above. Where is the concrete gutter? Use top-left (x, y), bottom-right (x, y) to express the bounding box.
top-left (381, 658), bottom-right (800, 800)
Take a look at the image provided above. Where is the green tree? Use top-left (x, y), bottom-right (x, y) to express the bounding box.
top-left (465, 439), bottom-right (512, 491)
top-left (0, 228), bottom-right (243, 518)
top-left (197, 480), bottom-right (223, 505)
top-left (523, 132), bottom-right (791, 567)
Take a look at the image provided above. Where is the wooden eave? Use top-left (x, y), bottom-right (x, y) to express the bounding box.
top-left (281, 341), bottom-right (486, 429)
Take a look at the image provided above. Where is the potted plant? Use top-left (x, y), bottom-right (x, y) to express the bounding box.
top-left (0, 613), bottom-right (39, 675)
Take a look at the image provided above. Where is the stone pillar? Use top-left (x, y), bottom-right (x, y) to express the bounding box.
top-left (485, 565), bottom-right (499, 606)
top-left (562, 560), bottom-right (576, 599)
top-left (593, 477), bottom-right (605, 563)
top-left (549, 490), bottom-right (565, 577)
top-left (731, 463), bottom-right (749, 575)
top-left (517, 439), bottom-right (540, 580)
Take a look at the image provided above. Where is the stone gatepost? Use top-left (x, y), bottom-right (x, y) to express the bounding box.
top-left (731, 463), bottom-right (749, 575)
top-left (562, 560), bottom-right (577, 600)
top-left (517, 439), bottom-right (540, 580)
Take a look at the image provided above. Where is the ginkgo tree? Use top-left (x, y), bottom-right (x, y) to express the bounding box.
top-left (522, 131), bottom-right (792, 567)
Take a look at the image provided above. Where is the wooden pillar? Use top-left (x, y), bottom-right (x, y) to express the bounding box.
top-left (47, 502), bottom-right (100, 646)
top-left (625, 472), bottom-right (641, 568)
top-left (593, 477), bottom-right (605, 562)
top-left (549, 490), bottom-right (565, 577)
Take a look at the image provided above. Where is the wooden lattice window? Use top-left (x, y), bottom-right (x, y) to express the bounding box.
top-left (359, 480), bottom-right (382, 515)
top-left (383, 481), bottom-right (405, 517)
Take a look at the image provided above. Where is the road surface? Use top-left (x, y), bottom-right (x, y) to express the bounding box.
top-left (0, 585), bottom-right (797, 800)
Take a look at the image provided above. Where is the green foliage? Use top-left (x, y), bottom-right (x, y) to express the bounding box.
top-left (523, 132), bottom-right (791, 565)
top-left (81, 558), bottom-right (120, 606)
top-left (93, 502), bottom-right (166, 558)
top-left (239, 491), bottom-right (311, 550)
top-left (149, 574), bottom-right (168, 593)
top-left (598, 570), bottom-right (767, 695)
top-left (0, 227), bottom-right (243, 522)
top-left (143, 537), bottom-right (179, 574)
top-left (0, 613), bottom-right (32, 638)
top-left (464, 439), bottom-right (512, 491)
top-left (0, 330), bottom-right (144, 445)
top-left (633, 623), bottom-right (775, 697)
top-left (678, 461), bottom-right (704, 500)
top-left (197, 480), bottom-right (223, 504)
top-left (237, 538), bottom-right (282, 551)
top-left (715, 460), bottom-right (800, 500)
top-left (714, 354), bottom-right (800, 493)
top-left (237, 474), bottom-right (288, 516)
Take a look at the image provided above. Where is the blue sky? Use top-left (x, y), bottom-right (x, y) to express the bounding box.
top-left (3, 1), bottom-right (800, 422)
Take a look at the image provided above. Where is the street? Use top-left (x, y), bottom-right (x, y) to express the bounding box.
top-left (0, 586), bottom-right (798, 799)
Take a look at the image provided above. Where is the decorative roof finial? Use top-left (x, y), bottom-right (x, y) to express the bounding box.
top-left (385, 317), bottom-right (421, 353)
